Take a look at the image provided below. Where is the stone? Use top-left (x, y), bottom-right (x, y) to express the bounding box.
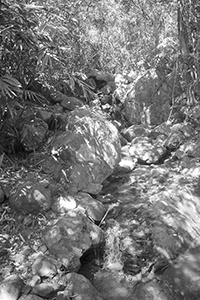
top-left (0, 274), bottom-right (24, 300)
top-left (9, 180), bottom-right (51, 215)
top-left (160, 245), bottom-right (200, 299)
top-left (113, 157), bottom-right (136, 174)
top-left (42, 213), bottom-right (104, 271)
top-left (27, 275), bottom-right (41, 287)
top-left (75, 192), bottom-right (106, 222)
top-left (123, 68), bottom-right (180, 126)
top-left (60, 96), bottom-right (83, 111)
top-left (32, 255), bottom-right (57, 278)
top-left (164, 131), bottom-right (184, 150)
top-left (51, 107), bottom-right (121, 194)
top-left (121, 124), bottom-right (148, 142)
top-left (51, 193), bottom-right (77, 213)
top-left (58, 272), bottom-right (103, 300)
top-left (31, 282), bottom-right (61, 298)
top-left (129, 137), bottom-right (166, 164)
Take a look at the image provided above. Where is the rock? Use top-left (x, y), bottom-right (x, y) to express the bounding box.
top-left (123, 68), bottom-right (180, 126)
top-left (93, 271), bottom-right (133, 300)
top-left (51, 107), bottom-right (121, 194)
top-left (164, 131), bottom-right (184, 150)
top-left (27, 275), bottom-right (41, 287)
top-left (0, 274), bottom-right (24, 300)
top-left (40, 155), bottom-right (65, 183)
top-left (9, 180), bottom-right (51, 215)
top-left (32, 255), bottom-right (57, 278)
top-left (60, 96), bottom-right (83, 111)
top-left (127, 125), bottom-right (147, 140)
top-left (113, 157), bottom-right (136, 174)
top-left (121, 124), bottom-right (148, 142)
top-left (18, 295), bottom-right (44, 300)
top-left (100, 81), bottom-right (116, 95)
top-left (21, 118), bottom-right (48, 151)
top-left (119, 134), bottom-right (128, 146)
top-left (51, 193), bottom-right (77, 213)
top-left (129, 137), bottom-right (166, 164)
top-left (133, 280), bottom-right (175, 300)
top-left (58, 272), bottom-right (103, 300)
top-left (161, 245), bottom-right (200, 299)
top-left (31, 282), bottom-right (61, 299)
top-left (42, 213), bottom-right (104, 271)
top-left (75, 192), bottom-right (106, 222)
top-left (36, 109), bottom-right (53, 125)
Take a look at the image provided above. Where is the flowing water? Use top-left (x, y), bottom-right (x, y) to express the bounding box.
top-left (79, 162), bottom-right (200, 300)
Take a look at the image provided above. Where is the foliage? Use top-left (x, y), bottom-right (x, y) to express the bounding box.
top-left (177, 0), bottom-right (200, 104)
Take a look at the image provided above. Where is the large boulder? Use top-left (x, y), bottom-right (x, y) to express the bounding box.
top-left (123, 68), bottom-right (181, 126)
top-left (57, 273), bottom-right (103, 300)
top-left (51, 107), bottom-right (121, 194)
top-left (42, 212), bottom-right (104, 271)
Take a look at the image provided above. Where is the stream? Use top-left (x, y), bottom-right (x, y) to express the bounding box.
top-left (78, 158), bottom-right (200, 300)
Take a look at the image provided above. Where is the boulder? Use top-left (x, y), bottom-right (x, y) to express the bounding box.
top-left (123, 68), bottom-right (181, 126)
top-left (121, 124), bottom-right (148, 142)
top-left (57, 272), bottom-right (103, 300)
top-left (0, 274), bottom-right (24, 300)
top-left (9, 180), bottom-right (51, 215)
top-left (51, 107), bottom-right (121, 194)
top-left (42, 212), bottom-right (104, 271)
top-left (75, 192), bottom-right (106, 222)
top-left (129, 136), bottom-right (166, 164)
top-left (31, 282), bottom-right (61, 299)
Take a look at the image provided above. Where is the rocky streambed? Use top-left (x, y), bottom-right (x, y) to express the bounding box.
top-left (1, 105), bottom-right (200, 300)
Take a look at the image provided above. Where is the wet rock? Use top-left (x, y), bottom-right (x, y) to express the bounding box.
top-left (58, 272), bottom-right (103, 300)
top-left (32, 255), bottom-right (57, 278)
top-left (0, 274), bottom-right (24, 300)
top-left (51, 107), bottom-right (121, 194)
top-left (129, 136), bottom-right (166, 164)
top-left (42, 213), bottom-right (104, 271)
top-left (160, 245), bottom-right (200, 299)
top-left (9, 180), bottom-right (51, 215)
